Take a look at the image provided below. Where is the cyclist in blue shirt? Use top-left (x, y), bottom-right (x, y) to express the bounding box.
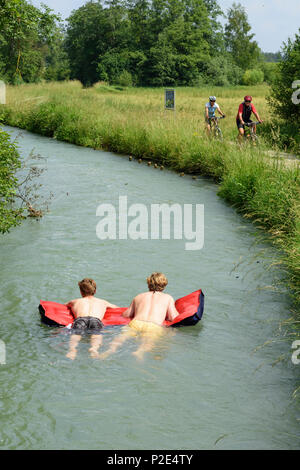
top-left (205, 96), bottom-right (225, 136)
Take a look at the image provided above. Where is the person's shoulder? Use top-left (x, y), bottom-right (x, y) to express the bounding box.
top-left (66, 298), bottom-right (79, 307)
top-left (163, 292), bottom-right (173, 301)
top-left (135, 291), bottom-right (148, 299)
top-left (205, 102), bottom-right (210, 107)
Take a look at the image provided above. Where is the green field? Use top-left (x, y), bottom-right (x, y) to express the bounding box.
top-left (1, 81), bottom-right (299, 340)
top-left (4, 81), bottom-right (270, 153)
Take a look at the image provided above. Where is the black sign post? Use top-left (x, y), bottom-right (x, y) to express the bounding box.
top-left (165, 89), bottom-right (175, 111)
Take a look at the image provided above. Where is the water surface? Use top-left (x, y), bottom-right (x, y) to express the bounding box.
top-left (0, 126), bottom-right (299, 450)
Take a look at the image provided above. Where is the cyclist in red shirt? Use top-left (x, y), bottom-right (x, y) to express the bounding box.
top-left (236, 95), bottom-right (263, 142)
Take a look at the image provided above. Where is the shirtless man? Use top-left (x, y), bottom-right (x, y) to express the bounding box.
top-left (100, 272), bottom-right (179, 361)
top-left (66, 278), bottom-right (118, 360)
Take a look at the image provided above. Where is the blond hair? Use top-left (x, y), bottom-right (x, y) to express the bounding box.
top-left (78, 278), bottom-right (96, 296)
top-left (147, 272), bottom-right (168, 292)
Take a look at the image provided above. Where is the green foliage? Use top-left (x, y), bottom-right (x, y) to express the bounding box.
top-left (263, 30), bottom-right (300, 154)
top-left (66, 1), bottom-right (130, 87)
top-left (268, 29), bottom-right (300, 125)
top-left (0, 0), bottom-right (69, 84)
top-left (225, 2), bottom-right (261, 71)
top-left (66, 0), bottom-right (221, 87)
top-left (43, 28), bottom-right (71, 82)
top-left (205, 55), bottom-right (243, 86)
top-left (242, 69), bottom-right (264, 86)
top-left (114, 70), bottom-right (133, 87)
top-left (259, 62), bottom-right (279, 85)
top-left (0, 0), bottom-right (263, 87)
top-left (0, 0), bottom-right (265, 87)
top-left (0, 127), bottom-right (23, 233)
top-left (218, 154), bottom-right (298, 234)
top-left (260, 121), bottom-right (300, 155)
top-left (203, 0), bottom-right (225, 53)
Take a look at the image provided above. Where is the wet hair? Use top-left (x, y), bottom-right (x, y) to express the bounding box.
top-left (78, 278), bottom-right (96, 296)
top-left (147, 272), bottom-right (168, 292)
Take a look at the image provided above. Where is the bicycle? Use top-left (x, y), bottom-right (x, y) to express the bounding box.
top-left (208, 116), bottom-right (225, 140)
top-left (244, 121), bottom-right (261, 144)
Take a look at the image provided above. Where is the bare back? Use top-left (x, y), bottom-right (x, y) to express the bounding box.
top-left (124, 291), bottom-right (179, 325)
top-left (67, 296), bottom-right (117, 320)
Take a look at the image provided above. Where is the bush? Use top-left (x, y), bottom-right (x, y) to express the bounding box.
top-left (114, 70), bottom-right (133, 87)
top-left (205, 55), bottom-right (243, 86)
top-left (97, 52), bottom-right (129, 85)
top-left (259, 62), bottom-right (279, 84)
top-left (268, 29), bottom-right (300, 125)
top-left (242, 69), bottom-right (264, 85)
top-left (0, 127), bottom-right (23, 233)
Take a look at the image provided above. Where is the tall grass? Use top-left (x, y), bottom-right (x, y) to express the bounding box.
top-left (1, 81), bottom-right (299, 336)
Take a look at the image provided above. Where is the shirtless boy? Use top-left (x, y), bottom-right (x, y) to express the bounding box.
top-left (100, 272), bottom-right (179, 361)
top-left (66, 278), bottom-right (118, 360)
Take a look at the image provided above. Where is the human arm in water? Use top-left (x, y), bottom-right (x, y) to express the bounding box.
top-left (122, 300), bottom-right (135, 318)
top-left (166, 296), bottom-right (179, 322)
top-left (105, 301), bottom-right (119, 309)
top-left (65, 299), bottom-right (77, 318)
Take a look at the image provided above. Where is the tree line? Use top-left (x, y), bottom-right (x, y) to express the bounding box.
top-left (0, 0), bottom-right (280, 87)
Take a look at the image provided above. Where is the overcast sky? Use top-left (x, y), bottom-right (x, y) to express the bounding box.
top-left (30, 0), bottom-right (300, 52)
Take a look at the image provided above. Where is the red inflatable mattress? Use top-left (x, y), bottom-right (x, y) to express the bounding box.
top-left (39, 289), bottom-right (204, 328)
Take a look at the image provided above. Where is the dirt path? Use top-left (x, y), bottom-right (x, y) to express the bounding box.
top-left (265, 150), bottom-right (299, 168)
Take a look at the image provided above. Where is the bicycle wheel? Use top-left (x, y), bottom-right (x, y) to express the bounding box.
top-left (215, 127), bottom-right (223, 141)
top-left (251, 133), bottom-right (259, 146)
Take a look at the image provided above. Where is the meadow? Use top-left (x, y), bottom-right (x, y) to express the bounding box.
top-left (1, 81), bottom-right (299, 351)
top-left (4, 81), bottom-right (270, 155)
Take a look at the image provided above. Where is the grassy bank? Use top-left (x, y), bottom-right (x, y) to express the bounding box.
top-left (1, 81), bottom-right (299, 339)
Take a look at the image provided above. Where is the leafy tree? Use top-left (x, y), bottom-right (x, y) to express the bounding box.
top-left (103, 0), bottom-right (130, 51)
top-left (66, 0), bottom-right (130, 86)
top-left (203, 0), bottom-right (224, 54)
top-left (0, 0), bottom-right (66, 83)
top-left (97, 50), bottom-right (129, 83)
top-left (66, 0), bottom-right (215, 87)
top-left (268, 30), bottom-right (300, 124)
top-left (65, 2), bottom-right (107, 87)
top-left (44, 29), bottom-right (70, 82)
top-left (224, 2), bottom-right (260, 70)
top-left (145, 0), bottom-right (212, 85)
top-left (126, 0), bottom-right (151, 52)
top-left (205, 55), bottom-right (243, 86)
top-left (259, 62), bottom-right (279, 85)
